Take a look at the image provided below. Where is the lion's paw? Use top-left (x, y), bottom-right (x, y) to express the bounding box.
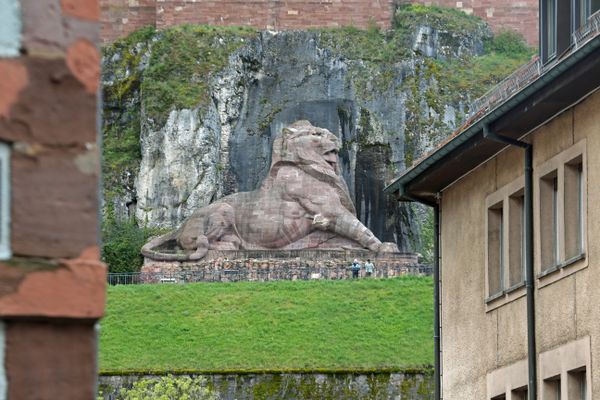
top-left (377, 242), bottom-right (399, 253)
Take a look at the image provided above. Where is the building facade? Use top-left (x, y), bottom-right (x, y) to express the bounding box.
top-left (0, 0), bottom-right (105, 398)
top-left (386, 0), bottom-right (600, 398)
top-left (99, 0), bottom-right (539, 45)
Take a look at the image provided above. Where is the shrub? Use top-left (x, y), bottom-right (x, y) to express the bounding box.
top-left (114, 375), bottom-right (217, 400)
top-left (485, 30), bottom-right (532, 57)
top-left (102, 217), bottom-right (164, 273)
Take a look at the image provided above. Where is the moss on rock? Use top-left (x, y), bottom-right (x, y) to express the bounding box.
top-left (141, 25), bottom-right (256, 128)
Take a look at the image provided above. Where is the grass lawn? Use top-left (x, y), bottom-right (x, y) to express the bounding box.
top-left (99, 276), bottom-right (433, 373)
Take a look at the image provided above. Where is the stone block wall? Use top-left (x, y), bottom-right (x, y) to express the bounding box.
top-left (0, 0), bottom-right (106, 398)
top-left (100, 0), bottom-right (539, 45)
top-left (137, 249), bottom-right (428, 283)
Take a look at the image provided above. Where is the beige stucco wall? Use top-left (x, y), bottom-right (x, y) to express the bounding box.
top-left (440, 88), bottom-right (600, 399)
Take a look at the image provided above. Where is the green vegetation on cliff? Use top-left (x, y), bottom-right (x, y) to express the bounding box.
top-left (101, 5), bottom-right (532, 188)
top-left (435, 30), bottom-right (534, 100)
top-left (101, 26), bottom-right (256, 272)
top-left (100, 7), bottom-right (534, 270)
top-left (316, 4), bottom-right (484, 63)
top-left (99, 276), bottom-right (433, 372)
top-left (141, 25), bottom-right (256, 127)
top-left (102, 25), bottom-right (256, 206)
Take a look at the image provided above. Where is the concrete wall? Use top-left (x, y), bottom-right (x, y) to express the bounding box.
top-left (0, 0), bottom-right (106, 398)
top-left (99, 0), bottom-right (539, 45)
top-left (439, 89), bottom-right (600, 399)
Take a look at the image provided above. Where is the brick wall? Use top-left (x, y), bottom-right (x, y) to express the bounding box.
top-left (411, 0), bottom-right (539, 47)
top-left (155, 0), bottom-right (393, 30)
top-left (101, 0), bottom-right (156, 43)
top-left (100, 0), bottom-right (539, 45)
top-left (0, 0), bottom-right (106, 398)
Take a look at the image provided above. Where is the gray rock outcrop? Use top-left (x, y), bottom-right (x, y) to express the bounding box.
top-left (101, 13), bottom-right (493, 254)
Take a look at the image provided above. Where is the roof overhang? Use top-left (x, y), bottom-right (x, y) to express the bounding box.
top-left (385, 35), bottom-right (600, 205)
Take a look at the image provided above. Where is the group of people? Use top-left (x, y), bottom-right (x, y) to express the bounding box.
top-left (350, 258), bottom-right (375, 279)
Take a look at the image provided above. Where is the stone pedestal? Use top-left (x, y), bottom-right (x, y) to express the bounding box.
top-left (139, 249), bottom-right (428, 283)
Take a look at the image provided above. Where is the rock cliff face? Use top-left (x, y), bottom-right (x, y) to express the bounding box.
top-left (102, 6), bottom-right (528, 254)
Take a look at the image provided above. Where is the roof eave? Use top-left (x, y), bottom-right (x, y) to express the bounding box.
top-left (384, 34), bottom-right (600, 202)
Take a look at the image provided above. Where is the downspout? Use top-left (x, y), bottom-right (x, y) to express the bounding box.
top-left (433, 203), bottom-right (441, 400)
top-left (483, 125), bottom-right (537, 400)
top-left (401, 194), bottom-right (441, 400)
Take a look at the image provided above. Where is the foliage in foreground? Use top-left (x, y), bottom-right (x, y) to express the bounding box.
top-left (100, 375), bottom-right (217, 400)
top-left (102, 216), bottom-right (166, 273)
top-left (100, 276), bottom-right (434, 372)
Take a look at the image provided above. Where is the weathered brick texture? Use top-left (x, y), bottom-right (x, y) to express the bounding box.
top-left (101, 0), bottom-right (157, 42)
top-left (100, 0), bottom-right (539, 45)
top-left (5, 321), bottom-right (97, 400)
top-left (0, 0), bottom-right (105, 397)
top-left (412, 0), bottom-right (539, 47)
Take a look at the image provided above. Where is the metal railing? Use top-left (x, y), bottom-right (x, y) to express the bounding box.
top-left (107, 264), bottom-right (432, 285)
top-left (469, 57), bottom-right (542, 116)
top-left (468, 11), bottom-right (600, 118)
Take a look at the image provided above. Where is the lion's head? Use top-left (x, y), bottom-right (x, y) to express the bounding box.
top-left (269, 120), bottom-right (356, 214)
top-left (271, 120), bottom-right (341, 176)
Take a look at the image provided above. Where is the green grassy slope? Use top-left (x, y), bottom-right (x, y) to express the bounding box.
top-left (99, 276), bottom-right (433, 373)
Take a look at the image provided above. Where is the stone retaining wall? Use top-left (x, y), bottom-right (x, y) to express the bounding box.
top-left (99, 371), bottom-right (433, 399)
top-left (139, 250), bottom-right (430, 282)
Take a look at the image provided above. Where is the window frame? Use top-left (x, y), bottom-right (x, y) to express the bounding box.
top-left (486, 359), bottom-right (529, 400)
top-left (539, 337), bottom-right (591, 400)
top-left (0, 143), bottom-right (10, 260)
top-left (535, 140), bottom-right (587, 288)
top-left (542, 0), bottom-right (558, 62)
top-left (485, 176), bottom-right (526, 310)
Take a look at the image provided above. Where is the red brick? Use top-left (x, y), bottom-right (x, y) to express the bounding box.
top-left (62, 0), bottom-right (100, 20)
top-left (5, 321), bottom-right (97, 399)
top-left (0, 61), bottom-right (28, 119)
top-left (11, 148), bottom-right (99, 259)
top-left (66, 39), bottom-right (101, 94)
top-left (0, 58), bottom-right (97, 145)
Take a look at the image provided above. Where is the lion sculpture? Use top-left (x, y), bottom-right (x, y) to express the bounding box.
top-left (142, 120), bottom-right (399, 260)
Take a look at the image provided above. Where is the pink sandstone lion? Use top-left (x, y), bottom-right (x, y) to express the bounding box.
top-left (142, 120), bottom-right (399, 260)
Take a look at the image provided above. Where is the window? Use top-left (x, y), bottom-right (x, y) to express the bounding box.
top-left (543, 376), bottom-right (561, 400)
top-left (593, 0), bottom-right (600, 16)
top-left (541, 0), bottom-right (598, 62)
top-left (539, 337), bottom-right (591, 400)
top-left (564, 157), bottom-right (584, 260)
top-left (543, 0), bottom-right (557, 61)
top-left (512, 387), bottom-right (528, 400)
top-left (488, 202), bottom-right (504, 296)
top-left (508, 192), bottom-right (525, 288)
top-left (485, 177), bottom-right (526, 304)
top-left (536, 140), bottom-right (587, 281)
top-left (486, 359), bottom-right (528, 400)
top-left (568, 369), bottom-right (587, 400)
top-left (540, 171), bottom-right (559, 270)
top-left (541, 369), bottom-right (589, 399)
top-left (576, 0), bottom-right (600, 28)
top-left (0, 143), bottom-right (10, 260)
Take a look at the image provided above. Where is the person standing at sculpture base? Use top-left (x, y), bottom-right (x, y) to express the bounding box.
top-left (351, 259), bottom-right (361, 279)
top-left (364, 259), bottom-right (375, 277)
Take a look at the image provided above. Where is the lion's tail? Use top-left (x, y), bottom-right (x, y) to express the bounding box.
top-left (140, 230), bottom-right (207, 261)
